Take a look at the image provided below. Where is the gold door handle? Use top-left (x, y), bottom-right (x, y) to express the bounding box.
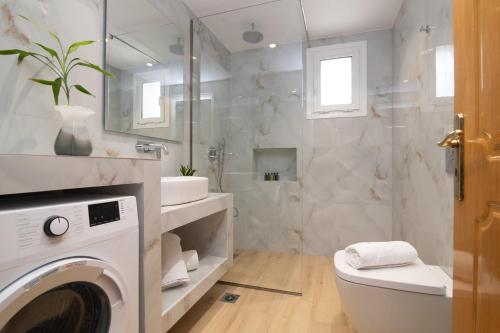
top-left (437, 114), bottom-right (465, 201)
top-left (437, 129), bottom-right (463, 148)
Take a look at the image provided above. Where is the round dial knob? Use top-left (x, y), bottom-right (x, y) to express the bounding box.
top-left (44, 216), bottom-right (69, 237)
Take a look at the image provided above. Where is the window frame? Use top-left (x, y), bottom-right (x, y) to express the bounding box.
top-left (306, 41), bottom-right (368, 119)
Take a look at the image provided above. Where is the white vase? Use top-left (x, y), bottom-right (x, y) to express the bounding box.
top-left (53, 105), bottom-right (94, 156)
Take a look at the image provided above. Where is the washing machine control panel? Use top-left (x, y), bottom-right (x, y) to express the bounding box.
top-left (0, 195), bottom-right (138, 266)
top-left (43, 216), bottom-right (70, 237)
top-left (88, 200), bottom-right (121, 227)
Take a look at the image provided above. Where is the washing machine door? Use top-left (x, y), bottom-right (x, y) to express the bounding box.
top-left (0, 257), bottom-right (129, 333)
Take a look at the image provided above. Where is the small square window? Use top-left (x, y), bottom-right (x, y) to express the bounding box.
top-left (307, 41), bottom-right (367, 119)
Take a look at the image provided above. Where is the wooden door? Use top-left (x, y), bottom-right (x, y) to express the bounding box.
top-left (453, 0), bottom-right (500, 332)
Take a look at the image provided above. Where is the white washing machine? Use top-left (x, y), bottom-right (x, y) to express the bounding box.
top-left (0, 194), bottom-right (139, 333)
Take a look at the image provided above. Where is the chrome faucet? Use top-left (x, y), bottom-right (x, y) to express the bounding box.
top-left (135, 142), bottom-right (169, 158)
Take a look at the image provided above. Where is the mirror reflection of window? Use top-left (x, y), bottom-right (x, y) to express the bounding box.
top-left (142, 81), bottom-right (161, 119)
top-left (104, 0), bottom-right (185, 142)
top-left (436, 45), bottom-right (455, 98)
top-left (132, 68), bottom-right (170, 129)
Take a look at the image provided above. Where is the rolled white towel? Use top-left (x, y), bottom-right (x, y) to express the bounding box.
top-left (161, 233), bottom-right (190, 289)
top-left (183, 250), bottom-right (199, 272)
top-left (345, 241), bottom-right (418, 269)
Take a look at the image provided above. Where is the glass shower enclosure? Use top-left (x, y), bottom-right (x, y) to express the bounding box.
top-left (190, 0), bottom-right (307, 294)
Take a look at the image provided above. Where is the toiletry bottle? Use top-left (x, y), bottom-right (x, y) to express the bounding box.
top-left (275, 172), bottom-right (280, 181)
top-left (265, 173), bottom-right (270, 181)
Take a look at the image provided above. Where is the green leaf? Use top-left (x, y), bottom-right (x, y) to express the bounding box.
top-left (0, 49), bottom-right (26, 55)
top-left (49, 31), bottom-right (61, 44)
top-left (180, 165), bottom-right (189, 176)
top-left (73, 61), bottom-right (114, 77)
top-left (67, 40), bottom-right (94, 54)
top-left (17, 14), bottom-right (31, 22)
top-left (180, 164), bottom-right (196, 176)
top-left (34, 42), bottom-right (58, 58)
top-left (0, 49), bottom-right (34, 65)
top-left (73, 84), bottom-right (94, 97)
top-left (29, 77), bottom-right (63, 105)
top-left (52, 78), bottom-right (62, 105)
top-left (17, 52), bottom-right (30, 65)
top-left (29, 78), bottom-right (56, 86)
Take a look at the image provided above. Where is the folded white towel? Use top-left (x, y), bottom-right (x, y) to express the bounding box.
top-left (161, 233), bottom-right (190, 289)
top-left (183, 250), bottom-right (199, 272)
top-left (345, 241), bottom-right (418, 269)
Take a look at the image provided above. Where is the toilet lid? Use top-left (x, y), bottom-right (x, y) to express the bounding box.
top-left (334, 250), bottom-right (448, 296)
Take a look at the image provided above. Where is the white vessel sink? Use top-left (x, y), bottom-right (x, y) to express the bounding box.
top-left (161, 177), bottom-right (209, 206)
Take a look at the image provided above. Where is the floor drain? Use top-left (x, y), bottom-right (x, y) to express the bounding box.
top-left (221, 293), bottom-right (240, 304)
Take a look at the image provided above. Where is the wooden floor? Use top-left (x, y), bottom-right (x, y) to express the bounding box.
top-left (220, 250), bottom-right (303, 293)
top-left (170, 255), bottom-right (351, 333)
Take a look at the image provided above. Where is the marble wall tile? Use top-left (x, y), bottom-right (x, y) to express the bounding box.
top-left (232, 181), bottom-right (302, 254)
top-left (190, 29), bottom-right (395, 256)
top-left (222, 42), bottom-right (304, 254)
top-left (302, 30), bottom-right (394, 256)
top-left (190, 19), bottom-right (231, 191)
top-left (392, 0), bottom-right (454, 273)
top-left (193, 9), bottom-right (452, 263)
top-left (302, 201), bottom-right (392, 256)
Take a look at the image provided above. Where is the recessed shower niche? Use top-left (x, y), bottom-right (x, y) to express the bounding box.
top-left (253, 148), bottom-right (298, 181)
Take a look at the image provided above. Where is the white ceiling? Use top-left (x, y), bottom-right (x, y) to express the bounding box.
top-left (107, 0), bottom-right (184, 68)
top-left (183, 0), bottom-right (404, 51)
top-left (196, 0), bottom-right (305, 52)
top-left (302, 0), bottom-right (404, 39)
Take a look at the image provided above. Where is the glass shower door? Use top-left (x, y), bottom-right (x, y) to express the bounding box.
top-left (191, 0), bottom-right (306, 294)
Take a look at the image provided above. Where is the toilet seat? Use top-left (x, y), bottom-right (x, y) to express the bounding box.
top-left (334, 250), bottom-right (448, 296)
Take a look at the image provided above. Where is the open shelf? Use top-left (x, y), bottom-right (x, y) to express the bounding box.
top-left (160, 193), bottom-right (233, 331)
top-left (161, 255), bottom-right (228, 331)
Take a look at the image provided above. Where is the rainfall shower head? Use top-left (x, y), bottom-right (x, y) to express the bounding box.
top-left (170, 37), bottom-right (184, 55)
top-left (242, 23), bottom-right (264, 44)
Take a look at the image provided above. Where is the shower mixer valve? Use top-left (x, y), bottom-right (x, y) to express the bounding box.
top-left (208, 146), bottom-right (218, 162)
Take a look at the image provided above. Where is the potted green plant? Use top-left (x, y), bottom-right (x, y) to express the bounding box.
top-left (0, 16), bottom-right (113, 156)
top-left (179, 165), bottom-right (196, 176)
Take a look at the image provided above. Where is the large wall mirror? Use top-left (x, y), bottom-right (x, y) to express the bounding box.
top-left (104, 0), bottom-right (185, 142)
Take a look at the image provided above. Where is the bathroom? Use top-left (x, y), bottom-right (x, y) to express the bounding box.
top-left (0, 0), bottom-right (497, 332)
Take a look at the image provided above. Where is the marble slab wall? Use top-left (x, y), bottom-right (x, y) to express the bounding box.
top-left (392, 0), bottom-right (454, 274)
top-left (192, 27), bottom-right (394, 256)
top-left (224, 42), bottom-right (304, 254)
top-left (303, 30), bottom-right (394, 256)
top-left (192, 9), bottom-right (452, 262)
top-left (191, 19), bottom-right (231, 191)
top-left (0, 0), bottom-right (191, 175)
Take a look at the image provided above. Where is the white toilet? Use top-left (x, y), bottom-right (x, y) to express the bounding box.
top-left (334, 250), bottom-right (452, 333)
